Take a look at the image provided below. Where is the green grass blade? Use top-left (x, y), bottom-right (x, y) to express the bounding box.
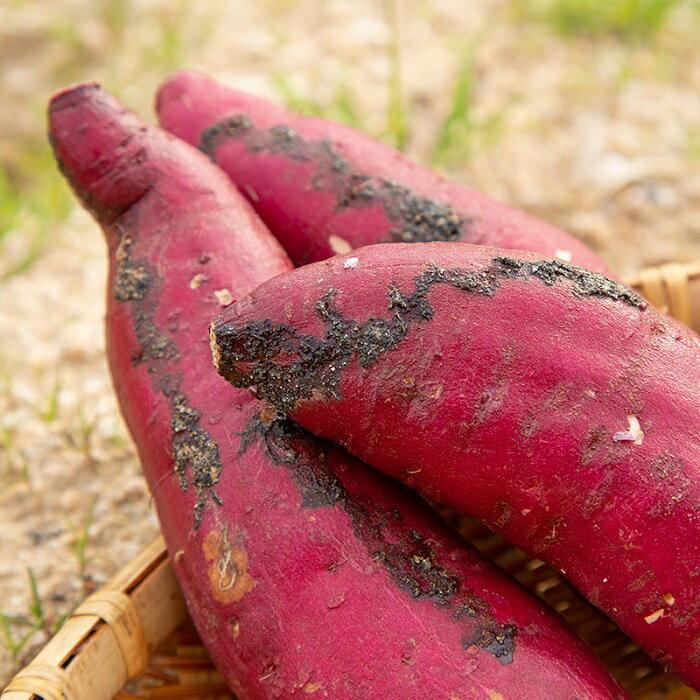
top-left (384, 0), bottom-right (408, 150)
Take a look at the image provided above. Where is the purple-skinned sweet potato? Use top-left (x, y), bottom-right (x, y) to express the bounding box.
top-left (211, 242), bottom-right (700, 690)
top-left (48, 85), bottom-right (626, 699)
top-left (155, 70), bottom-right (613, 275)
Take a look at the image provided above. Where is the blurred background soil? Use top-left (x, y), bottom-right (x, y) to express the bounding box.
top-left (1, 0), bottom-right (700, 687)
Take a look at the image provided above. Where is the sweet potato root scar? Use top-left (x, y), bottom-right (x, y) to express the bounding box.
top-left (613, 415), bottom-right (644, 445)
top-left (645, 608), bottom-right (665, 624)
top-left (215, 289), bottom-right (234, 307)
top-left (203, 528), bottom-right (256, 603)
top-left (190, 273), bottom-right (208, 289)
top-left (329, 234), bottom-right (352, 254)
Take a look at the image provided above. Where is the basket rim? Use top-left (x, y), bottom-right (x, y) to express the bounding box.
top-left (2, 538), bottom-right (187, 700)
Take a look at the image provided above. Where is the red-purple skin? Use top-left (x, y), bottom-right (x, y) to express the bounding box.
top-left (155, 70), bottom-right (614, 275)
top-left (212, 242), bottom-right (700, 691)
top-left (48, 85), bottom-right (625, 699)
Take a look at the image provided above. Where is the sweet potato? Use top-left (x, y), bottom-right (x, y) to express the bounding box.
top-left (48, 85), bottom-right (625, 699)
top-left (156, 70), bottom-right (612, 275)
top-left (212, 242), bottom-right (700, 690)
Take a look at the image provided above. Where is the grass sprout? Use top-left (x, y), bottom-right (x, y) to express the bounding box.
top-left (0, 570), bottom-right (47, 663)
top-left (518, 0), bottom-right (683, 39)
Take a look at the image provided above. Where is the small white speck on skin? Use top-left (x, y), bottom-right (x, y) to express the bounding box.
top-left (343, 257), bottom-right (359, 269)
top-left (190, 273), bottom-right (208, 289)
top-left (521, 508), bottom-right (531, 516)
top-left (585, 389), bottom-right (596, 398)
top-left (664, 593), bottom-right (675, 606)
top-left (644, 608), bottom-right (665, 624)
top-left (555, 249), bottom-right (572, 262)
top-left (215, 289), bottom-right (234, 307)
top-left (603, 577), bottom-right (608, 583)
top-left (613, 414), bottom-right (644, 445)
top-left (329, 234), bottom-right (352, 254)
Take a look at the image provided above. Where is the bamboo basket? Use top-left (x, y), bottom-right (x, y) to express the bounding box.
top-left (4, 260), bottom-right (700, 700)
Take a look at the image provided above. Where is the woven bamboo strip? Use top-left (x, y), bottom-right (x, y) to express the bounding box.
top-left (625, 260), bottom-right (700, 331)
top-left (2, 538), bottom-right (187, 700)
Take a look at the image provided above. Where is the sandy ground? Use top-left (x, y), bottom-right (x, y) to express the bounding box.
top-left (2, 0), bottom-right (700, 690)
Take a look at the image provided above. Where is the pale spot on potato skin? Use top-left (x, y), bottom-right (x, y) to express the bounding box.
top-left (190, 272), bottom-right (208, 289)
top-left (215, 288), bottom-right (234, 306)
top-left (329, 234), bottom-right (352, 254)
top-left (203, 528), bottom-right (256, 603)
top-left (613, 414), bottom-right (644, 445)
top-left (645, 608), bottom-right (665, 624)
top-left (343, 256), bottom-right (359, 269)
top-left (555, 249), bottom-right (572, 262)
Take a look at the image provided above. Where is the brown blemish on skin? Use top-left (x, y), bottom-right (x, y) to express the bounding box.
top-left (645, 454), bottom-right (691, 517)
top-left (238, 409), bottom-right (345, 509)
top-left (581, 426), bottom-right (609, 466)
top-left (170, 390), bottom-right (224, 527)
top-left (493, 502), bottom-right (512, 528)
top-left (113, 232), bottom-right (151, 302)
top-left (303, 682), bottom-right (325, 694)
top-left (203, 528), bottom-right (256, 603)
top-left (215, 259), bottom-right (645, 417)
top-left (519, 414), bottom-right (539, 439)
top-left (581, 471), bottom-right (615, 519)
top-left (112, 223), bottom-right (223, 527)
top-left (454, 602), bottom-right (517, 664)
top-left (132, 312), bottom-right (179, 365)
top-left (200, 117), bottom-right (467, 246)
top-left (238, 408), bottom-right (519, 663)
top-left (493, 257), bottom-right (646, 308)
top-left (629, 570), bottom-right (654, 593)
